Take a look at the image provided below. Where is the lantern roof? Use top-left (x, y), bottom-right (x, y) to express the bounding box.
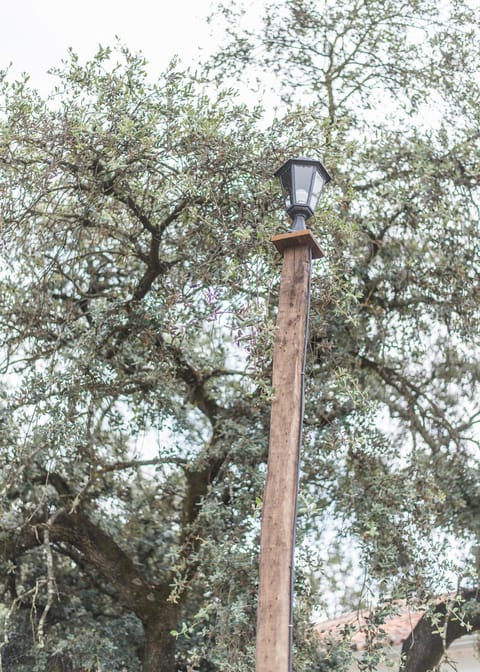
top-left (274, 157), bottom-right (331, 186)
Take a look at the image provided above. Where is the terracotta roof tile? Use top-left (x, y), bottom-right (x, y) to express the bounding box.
top-left (315, 607), bottom-right (424, 651)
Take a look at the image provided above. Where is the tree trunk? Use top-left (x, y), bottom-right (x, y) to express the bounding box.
top-left (400, 590), bottom-right (480, 672)
top-left (142, 607), bottom-right (178, 672)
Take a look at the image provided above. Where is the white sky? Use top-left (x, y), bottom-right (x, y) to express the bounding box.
top-left (0, 0), bottom-right (219, 92)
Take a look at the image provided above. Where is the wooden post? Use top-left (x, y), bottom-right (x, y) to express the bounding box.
top-left (256, 230), bottom-right (323, 672)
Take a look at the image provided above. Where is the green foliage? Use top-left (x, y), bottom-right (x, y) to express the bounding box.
top-left (1, 0), bottom-right (480, 669)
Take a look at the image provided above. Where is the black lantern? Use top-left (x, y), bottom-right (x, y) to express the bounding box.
top-left (275, 157), bottom-right (331, 231)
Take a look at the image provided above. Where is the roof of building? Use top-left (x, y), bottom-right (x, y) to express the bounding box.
top-left (315, 606), bottom-right (425, 651)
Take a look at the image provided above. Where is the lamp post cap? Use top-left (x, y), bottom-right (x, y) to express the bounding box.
top-left (271, 229), bottom-right (323, 260)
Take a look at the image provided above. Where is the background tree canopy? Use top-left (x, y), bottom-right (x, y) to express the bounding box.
top-left (0, 0), bottom-right (479, 670)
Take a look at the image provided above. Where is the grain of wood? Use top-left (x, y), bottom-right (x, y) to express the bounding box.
top-left (256, 238), bottom-right (312, 672)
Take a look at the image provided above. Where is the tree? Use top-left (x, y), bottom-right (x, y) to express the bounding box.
top-left (0, 0), bottom-right (479, 668)
top-left (211, 0), bottom-right (480, 669)
top-left (0, 47), bottom-right (315, 671)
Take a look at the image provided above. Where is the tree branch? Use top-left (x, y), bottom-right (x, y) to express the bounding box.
top-left (2, 510), bottom-right (167, 625)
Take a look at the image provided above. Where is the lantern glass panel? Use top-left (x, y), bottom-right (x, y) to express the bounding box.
top-left (309, 170), bottom-right (326, 212)
top-left (294, 164), bottom-right (314, 205)
top-left (280, 166), bottom-right (293, 210)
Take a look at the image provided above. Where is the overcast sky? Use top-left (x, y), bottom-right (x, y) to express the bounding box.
top-left (0, 0), bottom-right (219, 92)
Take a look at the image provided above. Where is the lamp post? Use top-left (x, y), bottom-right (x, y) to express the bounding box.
top-left (256, 158), bottom-right (331, 672)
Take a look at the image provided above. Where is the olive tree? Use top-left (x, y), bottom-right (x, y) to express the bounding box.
top-left (211, 0), bottom-right (480, 669)
top-left (0, 47), bottom-right (325, 671)
top-left (0, 0), bottom-right (480, 666)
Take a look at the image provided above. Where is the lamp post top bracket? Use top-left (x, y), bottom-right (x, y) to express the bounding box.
top-left (271, 229), bottom-right (323, 260)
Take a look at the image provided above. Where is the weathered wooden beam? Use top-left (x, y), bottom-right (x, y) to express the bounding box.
top-left (256, 229), bottom-right (320, 672)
